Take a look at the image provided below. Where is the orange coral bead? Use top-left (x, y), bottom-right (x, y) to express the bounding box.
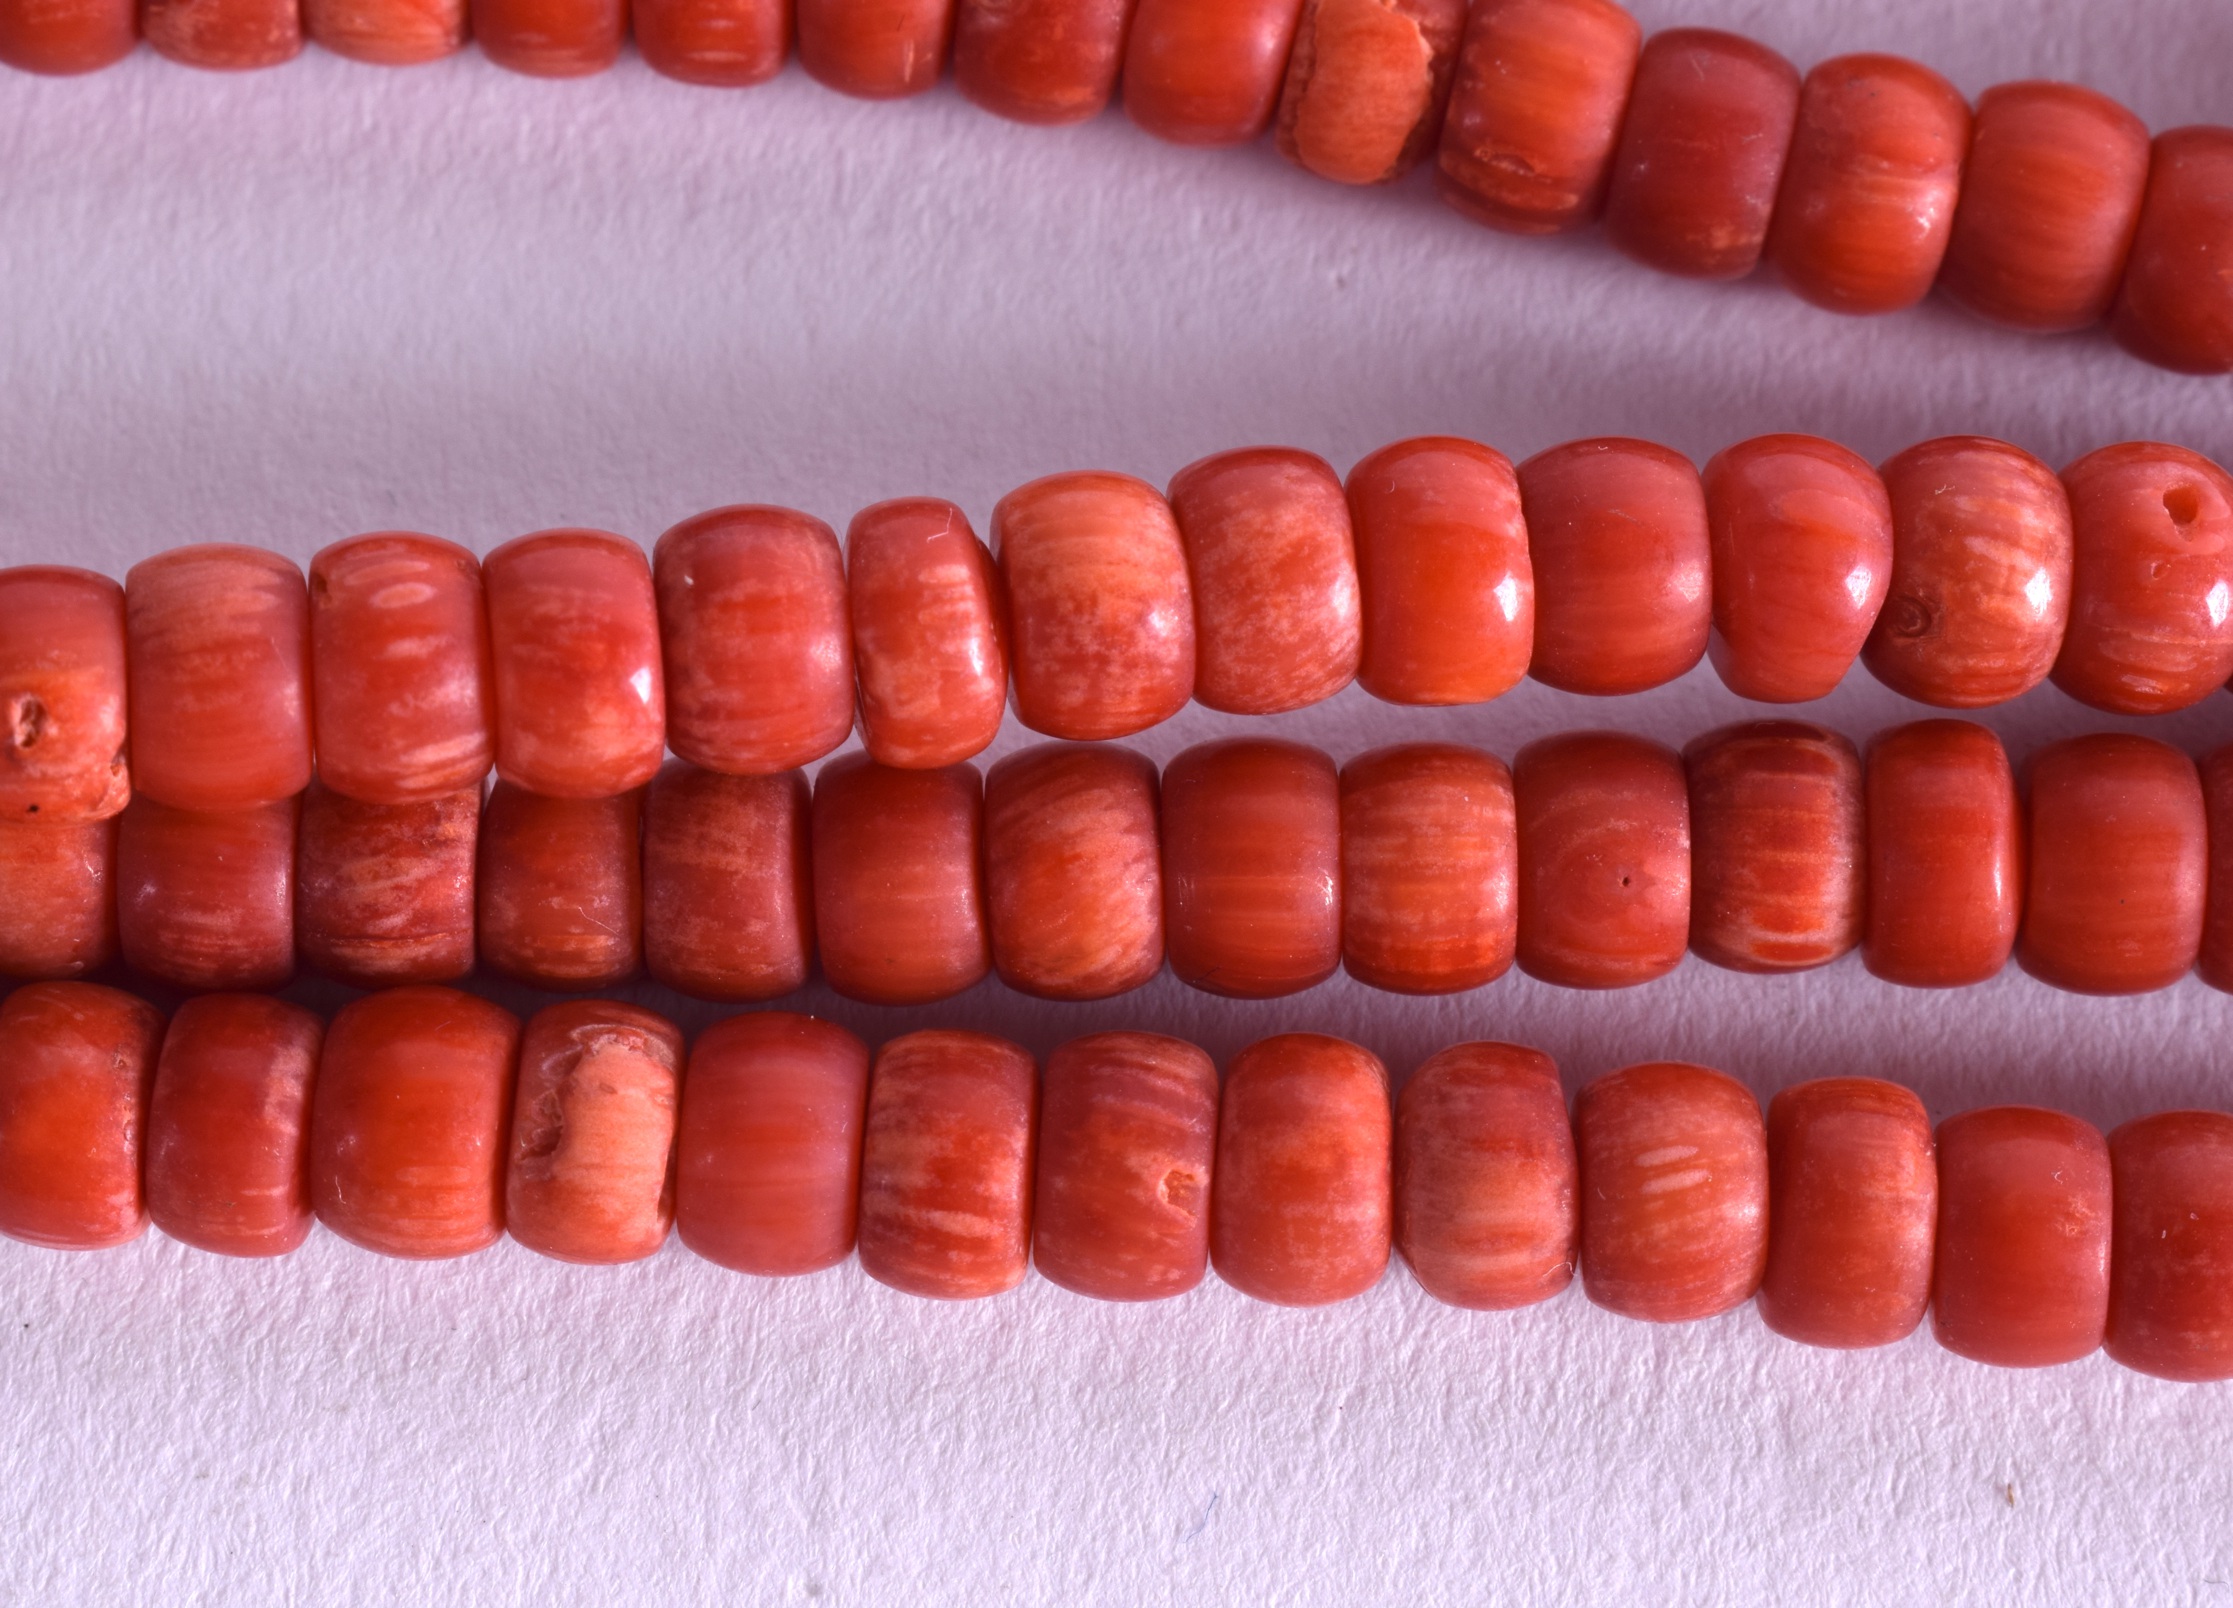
top-left (1863, 720), bottom-right (2020, 988)
top-left (116, 794), bottom-right (298, 992)
top-left (0, 817), bottom-right (117, 981)
top-left (2105, 1111), bottom-right (2233, 1382)
top-left (1513, 731), bottom-right (1688, 988)
top-left (471, 0), bottom-right (624, 73)
top-left (143, 0), bottom-right (300, 66)
top-left (2201, 743), bottom-right (2233, 994)
top-left (0, 983), bottom-right (163, 1250)
top-left (857, 1030), bottom-right (1037, 1299)
top-left (634, 0), bottom-right (786, 83)
top-left (477, 782), bottom-right (643, 991)
top-left (309, 987), bottom-right (520, 1260)
top-left (846, 497), bottom-right (1007, 769)
top-left (2113, 128), bottom-right (2233, 375)
top-left (1576, 1061), bottom-right (1767, 1322)
top-left (0, 567), bottom-right (128, 822)
top-left (1032, 1031), bottom-right (1218, 1301)
top-left (295, 781), bottom-right (479, 988)
top-left (1210, 1033), bottom-right (1391, 1306)
top-left (1393, 1042), bottom-right (1575, 1309)
top-left (641, 761), bottom-right (813, 1003)
top-left (303, 0), bottom-right (465, 60)
top-left (1683, 722), bottom-right (1863, 975)
top-left (1122, 0), bottom-right (1303, 145)
top-left (795, 0), bottom-right (950, 97)
top-left (1339, 742), bottom-right (1515, 993)
top-left (674, 1012), bottom-right (869, 1276)
top-left (811, 755), bottom-right (988, 1005)
top-left (0, 0), bottom-right (134, 72)
top-left (983, 742), bottom-right (1163, 1001)
top-left (952, 0), bottom-right (1129, 123)
top-left (144, 993), bottom-right (321, 1258)
top-left (1517, 438), bottom-right (1710, 695)
top-left (1273, 0), bottom-right (1465, 185)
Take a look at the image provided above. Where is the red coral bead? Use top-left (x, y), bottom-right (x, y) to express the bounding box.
top-left (0, 983), bottom-right (164, 1250)
top-left (0, 567), bottom-right (129, 822)
top-left (1122, 0), bottom-right (1305, 145)
top-left (295, 781), bottom-right (479, 989)
top-left (1684, 721), bottom-right (1864, 975)
top-left (1273, 0), bottom-right (1466, 185)
top-left (0, 0), bottom-right (135, 72)
top-left (1339, 742), bottom-right (1515, 993)
top-left (2105, 1111), bottom-right (2233, 1382)
top-left (641, 761), bottom-right (813, 1003)
top-left (477, 782), bottom-right (644, 991)
top-left (811, 755), bottom-right (989, 1005)
top-left (1514, 731), bottom-right (1688, 988)
top-left (796, 0), bottom-right (951, 97)
top-left (0, 817), bottom-right (117, 981)
top-left (471, 0), bottom-right (624, 73)
top-left (117, 794), bottom-right (298, 992)
top-left (303, 0), bottom-right (464, 60)
top-left (634, 0), bottom-right (787, 84)
top-left (1863, 720), bottom-right (2020, 988)
top-left (2200, 743), bottom-right (2233, 995)
top-left (951, 0), bottom-right (1128, 123)
top-left (143, 0), bottom-right (300, 66)
top-left (2113, 127), bottom-right (2233, 375)
top-left (846, 497), bottom-right (1007, 769)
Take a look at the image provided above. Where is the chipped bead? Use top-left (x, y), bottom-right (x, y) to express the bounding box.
top-left (0, 567), bottom-right (129, 822)
top-left (1273, 0), bottom-right (1467, 185)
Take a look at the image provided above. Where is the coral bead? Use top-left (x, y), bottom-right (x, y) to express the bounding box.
top-left (2105, 1112), bottom-right (2233, 1383)
top-left (506, 1002), bottom-right (683, 1265)
top-left (126, 544), bottom-right (311, 812)
top-left (304, 0), bottom-right (464, 61)
top-left (2113, 128), bottom-right (2233, 376)
top-left (1575, 1061), bottom-right (1767, 1323)
top-left (116, 794), bottom-right (298, 992)
top-left (641, 761), bottom-right (813, 1003)
top-left (811, 756), bottom-right (988, 1005)
top-left (1517, 438), bottom-right (1710, 695)
top-left (1210, 1033), bottom-right (1391, 1306)
top-left (1863, 720), bottom-right (2020, 988)
top-left (1339, 742), bottom-right (1515, 993)
top-left (1161, 738), bottom-right (1341, 998)
top-left (983, 742), bottom-right (1163, 1001)
top-left (674, 1012), bottom-right (869, 1277)
top-left (634, 0), bottom-right (787, 83)
top-left (295, 781), bottom-right (479, 989)
top-left (796, 0), bottom-right (951, 97)
top-left (952, 0), bottom-right (1128, 123)
top-left (1866, 436), bottom-right (2072, 707)
top-left (0, 984), bottom-right (164, 1250)
top-left (1513, 731), bottom-right (1689, 989)
top-left (1683, 722), bottom-right (1864, 975)
top-left (1758, 1078), bottom-right (1936, 1349)
top-left (144, 994), bottom-right (322, 1258)
top-left (309, 987), bottom-right (521, 1260)
top-left (1122, 0), bottom-right (1304, 146)
top-left (0, 817), bottom-right (117, 981)
top-left (0, 0), bottom-right (134, 72)
top-left (857, 1030), bottom-right (1037, 1300)
top-left (1931, 1106), bottom-right (2111, 1368)
top-left (0, 567), bottom-right (129, 822)
top-left (1393, 1042), bottom-right (1575, 1310)
top-left (471, 0), bottom-right (624, 73)
top-left (2201, 744), bottom-right (2233, 995)
top-left (143, 0), bottom-right (300, 66)
top-left (1702, 434), bottom-right (1893, 702)
top-left (1273, 0), bottom-right (1466, 185)
top-left (1033, 1032), bottom-right (1219, 1301)
top-left (846, 497), bottom-right (1007, 769)
top-left (477, 783), bottom-right (643, 992)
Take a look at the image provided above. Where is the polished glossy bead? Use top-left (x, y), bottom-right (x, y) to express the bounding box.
top-left (983, 742), bottom-right (1163, 1001)
top-left (143, 0), bottom-right (300, 66)
top-left (1766, 55), bottom-right (1969, 315)
top-left (116, 794), bottom-right (297, 992)
top-left (0, 984), bottom-right (163, 1250)
top-left (1273, 0), bottom-right (1466, 185)
top-left (675, 1012), bottom-right (870, 1276)
top-left (0, 567), bottom-right (128, 822)
top-left (303, 0), bottom-right (465, 61)
top-left (2201, 744), bottom-right (2233, 994)
top-left (1211, 1033), bottom-right (1391, 1306)
top-left (126, 544), bottom-right (311, 812)
top-left (1347, 435), bottom-right (1532, 706)
top-left (634, 0), bottom-right (787, 83)
top-left (1938, 82), bottom-right (2150, 331)
top-left (2018, 733), bottom-right (2204, 996)
top-left (309, 987), bottom-right (521, 1260)
top-left (811, 756), bottom-right (987, 1005)
top-left (796, 0), bottom-right (949, 97)
top-left (308, 532), bottom-right (493, 806)
top-left (1866, 436), bottom-right (2072, 706)
top-left (1758, 1078), bottom-right (1935, 1348)
top-left (1122, 0), bottom-right (1304, 145)
top-left (476, 782), bottom-right (643, 991)
top-left (1514, 731), bottom-right (1688, 988)
top-left (1517, 438), bottom-right (1710, 695)
top-left (1575, 1061), bottom-right (1767, 1322)
top-left (506, 1001), bottom-right (684, 1265)
top-left (2114, 128), bottom-right (2233, 375)
top-left (1684, 722), bottom-right (1863, 975)
top-left (295, 781), bottom-right (478, 989)
top-left (471, 0), bottom-right (623, 72)
top-left (1393, 1042), bottom-right (1575, 1309)
top-left (1931, 1105), bottom-right (2111, 1368)
top-left (0, 817), bottom-right (117, 981)
top-left (2106, 1111), bottom-right (2233, 1382)
top-left (642, 761), bottom-right (813, 1003)
top-left (1434, 0), bottom-right (1640, 235)
top-left (1033, 1032), bottom-right (1218, 1301)
top-left (952, 0), bottom-right (1127, 122)
top-left (483, 530), bottom-right (664, 800)
top-left (847, 497), bottom-right (1008, 768)
top-left (2052, 441), bottom-right (2233, 715)
top-left (1340, 742), bottom-right (1515, 993)
top-left (144, 994), bottom-right (321, 1258)
top-left (0, 0), bottom-right (134, 72)
top-left (1703, 434), bottom-right (1893, 701)
top-left (1863, 720), bottom-right (2019, 988)
top-left (857, 1030), bottom-right (1037, 1299)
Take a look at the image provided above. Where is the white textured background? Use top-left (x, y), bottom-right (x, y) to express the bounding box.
top-left (4, 0), bottom-right (2233, 1599)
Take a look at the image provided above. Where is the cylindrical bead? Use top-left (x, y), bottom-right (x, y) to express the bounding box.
top-left (1122, 0), bottom-right (1304, 145)
top-left (470, 0), bottom-right (625, 73)
top-left (304, 0), bottom-right (466, 62)
top-left (0, 984), bottom-right (164, 1250)
top-left (810, 756), bottom-right (988, 1005)
top-left (1683, 722), bottom-right (1864, 975)
top-left (476, 783), bottom-right (643, 991)
top-left (2106, 1112), bottom-right (2233, 1383)
top-left (0, 817), bottom-right (117, 981)
top-left (1339, 742), bottom-right (1515, 993)
top-left (2113, 127), bottom-right (2233, 375)
top-left (633, 0), bottom-right (787, 83)
top-left (1863, 720), bottom-right (2020, 988)
top-left (641, 761), bottom-right (813, 1002)
top-left (116, 794), bottom-right (298, 992)
top-left (0, 0), bottom-right (135, 72)
top-left (795, 0), bottom-right (951, 97)
top-left (951, 0), bottom-right (1128, 123)
top-left (1273, 0), bottom-right (1466, 185)
top-left (142, 0), bottom-right (300, 66)
top-left (295, 781), bottom-right (479, 989)
top-left (0, 567), bottom-right (129, 822)
top-left (2200, 743), bottom-right (2233, 994)
top-left (1513, 731), bottom-right (1688, 988)
top-left (846, 497), bottom-right (1007, 769)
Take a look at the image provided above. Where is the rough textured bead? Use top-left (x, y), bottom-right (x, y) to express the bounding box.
top-left (983, 742), bottom-right (1163, 1001)
top-left (675, 1013), bottom-right (870, 1276)
top-left (641, 761), bottom-right (813, 1003)
top-left (1347, 435), bottom-right (1532, 706)
top-left (295, 781), bottom-right (478, 989)
top-left (1863, 720), bottom-right (2019, 988)
top-left (1033, 1032), bottom-right (1218, 1301)
top-left (1938, 82), bottom-right (2151, 331)
top-left (308, 533), bottom-right (493, 806)
top-left (1703, 434), bottom-right (1893, 702)
top-left (1758, 1078), bottom-right (1936, 1348)
top-left (1340, 742), bottom-right (1515, 993)
top-left (795, 0), bottom-right (949, 98)
top-left (1517, 438), bottom-right (1710, 695)
top-left (857, 1030), bottom-right (1037, 1300)
top-left (1601, 29), bottom-right (1800, 280)
top-left (0, 0), bottom-right (135, 72)
top-left (1273, 0), bottom-right (1466, 185)
top-left (470, 0), bottom-right (623, 73)
top-left (1575, 1061), bottom-right (1767, 1323)
top-left (1514, 731), bottom-right (1688, 989)
top-left (1122, 0), bottom-right (1304, 145)
top-left (634, 0), bottom-right (787, 83)
top-left (1434, 0), bottom-right (1640, 235)
top-left (1866, 436), bottom-right (2072, 707)
top-left (2052, 441), bottom-right (2233, 715)
top-left (0, 984), bottom-right (163, 1250)
top-left (1211, 1034), bottom-right (1391, 1306)
top-left (847, 497), bottom-right (1007, 769)
top-left (477, 783), bottom-right (643, 992)
top-left (303, 0), bottom-right (464, 61)
top-left (1766, 55), bottom-right (1969, 315)
top-left (2018, 734), bottom-right (2205, 996)
top-left (144, 994), bottom-right (321, 1258)
top-left (952, 0), bottom-right (1127, 122)
top-left (1931, 1106), bottom-right (2111, 1368)
top-left (309, 987), bottom-right (520, 1260)
top-left (506, 1001), bottom-right (684, 1265)
top-left (811, 756), bottom-right (988, 1005)
top-left (117, 795), bottom-right (297, 992)
top-left (483, 530), bottom-right (665, 800)
top-left (126, 544), bottom-right (311, 812)
top-left (994, 471), bottom-right (1196, 740)
top-left (1394, 1042), bottom-right (1575, 1309)
top-left (2201, 744), bottom-right (2233, 995)
top-left (1161, 739), bottom-right (1341, 998)
top-left (0, 817), bottom-right (117, 981)
top-left (2106, 1111), bottom-right (2233, 1382)
top-left (143, 0), bottom-right (300, 66)
top-left (2113, 128), bottom-right (2233, 375)
top-left (0, 567), bottom-right (129, 822)
top-left (1684, 722), bottom-right (1864, 975)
